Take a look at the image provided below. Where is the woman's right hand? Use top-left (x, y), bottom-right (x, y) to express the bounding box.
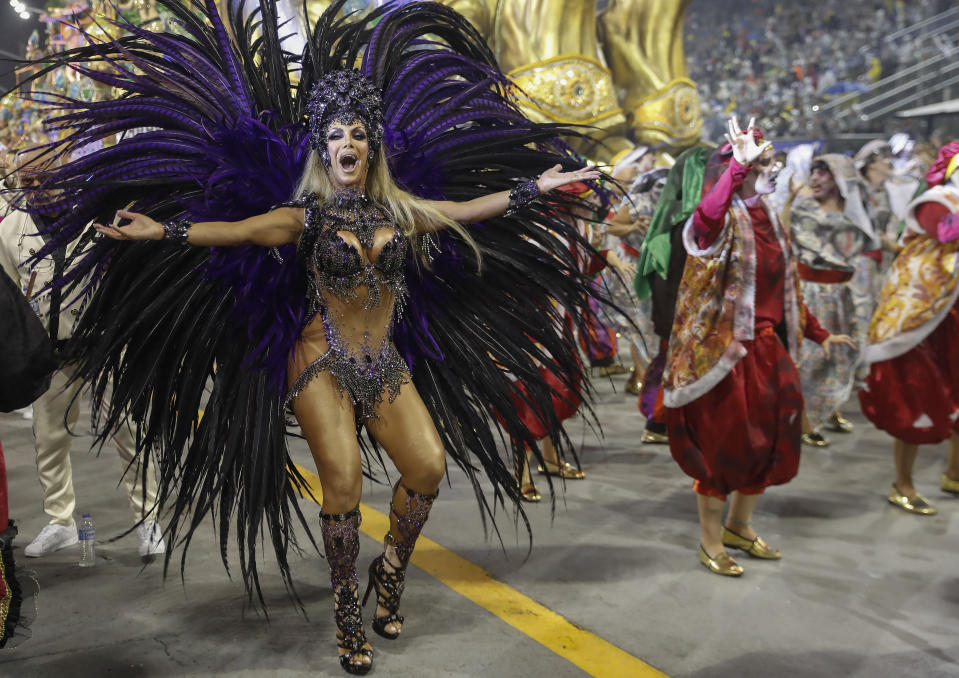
top-left (94, 210), bottom-right (164, 241)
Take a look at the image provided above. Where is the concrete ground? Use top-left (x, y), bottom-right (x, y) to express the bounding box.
top-left (1, 371), bottom-right (957, 678)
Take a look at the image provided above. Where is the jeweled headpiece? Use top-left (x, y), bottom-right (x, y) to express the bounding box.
top-left (307, 69), bottom-right (384, 167)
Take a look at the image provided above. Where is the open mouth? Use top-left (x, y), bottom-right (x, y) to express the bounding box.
top-left (339, 151), bottom-right (358, 171)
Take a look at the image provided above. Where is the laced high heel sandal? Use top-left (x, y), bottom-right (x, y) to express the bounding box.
top-left (363, 482), bottom-right (437, 640)
top-left (320, 507), bottom-right (374, 675)
top-left (363, 554), bottom-right (404, 640)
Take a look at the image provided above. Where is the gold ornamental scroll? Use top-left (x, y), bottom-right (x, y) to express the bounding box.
top-left (507, 55), bottom-right (622, 128)
top-left (599, 0), bottom-right (702, 150)
top-left (448, 0), bottom-right (630, 157)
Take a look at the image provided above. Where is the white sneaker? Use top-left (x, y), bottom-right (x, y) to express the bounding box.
top-left (136, 521), bottom-right (166, 560)
top-left (24, 523), bottom-right (78, 557)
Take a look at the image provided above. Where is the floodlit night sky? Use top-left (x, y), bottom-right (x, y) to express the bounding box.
top-left (1, 3), bottom-right (43, 91)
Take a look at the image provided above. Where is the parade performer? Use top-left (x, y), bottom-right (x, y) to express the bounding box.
top-left (784, 154), bottom-right (876, 446)
top-left (634, 145), bottom-right (712, 444)
top-left (0, 267), bottom-right (53, 648)
top-left (663, 118), bottom-right (853, 576)
top-left (599, 146), bottom-right (659, 394)
top-left (10, 1), bottom-right (604, 673)
top-left (852, 140), bottom-right (916, 321)
top-left (513, 311), bottom-right (586, 502)
top-left (859, 143), bottom-right (959, 516)
top-left (0, 150), bottom-right (165, 561)
top-left (513, 189), bottom-right (599, 501)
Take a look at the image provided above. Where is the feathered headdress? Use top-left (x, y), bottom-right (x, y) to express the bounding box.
top-left (307, 69), bottom-right (384, 165)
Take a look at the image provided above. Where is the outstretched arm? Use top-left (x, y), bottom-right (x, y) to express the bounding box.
top-left (94, 207), bottom-right (305, 247)
top-left (421, 164), bottom-right (600, 229)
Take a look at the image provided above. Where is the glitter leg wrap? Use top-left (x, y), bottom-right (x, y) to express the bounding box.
top-left (319, 507), bottom-right (373, 674)
top-left (363, 481), bottom-right (437, 640)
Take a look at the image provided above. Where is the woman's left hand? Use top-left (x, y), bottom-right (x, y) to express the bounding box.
top-left (536, 164), bottom-right (601, 193)
top-left (821, 333), bottom-right (857, 359)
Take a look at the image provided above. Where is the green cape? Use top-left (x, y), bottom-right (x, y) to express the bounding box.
top-left (634, 146), bottom-right (711, 299)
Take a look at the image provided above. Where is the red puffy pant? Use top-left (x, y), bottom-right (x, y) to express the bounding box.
top-left (860, 305), bottom-right (959, 445)
top-left (667, 328), bottom-right (804, 500)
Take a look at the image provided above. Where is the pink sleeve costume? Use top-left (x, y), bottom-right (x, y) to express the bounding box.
top-left (664, 152), bottom-right (826, 500)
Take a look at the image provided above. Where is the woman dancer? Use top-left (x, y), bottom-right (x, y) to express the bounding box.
top-left (859, 142), bottom-right (959, 516)
top-left (14, 2), bottom-right (603, 673)
top-left (99, 95), bottom-right (594, 673)
top-left (784, 155), bottom-right (876, 446)
top-left (664, 118), bottom-right (853, 576)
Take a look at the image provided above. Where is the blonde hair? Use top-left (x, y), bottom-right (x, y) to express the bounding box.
top-left (294, 147), bottom-right (482, 266)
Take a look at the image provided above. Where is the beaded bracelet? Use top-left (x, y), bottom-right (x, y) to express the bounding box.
top-left (162, 218), bottom-right (192, 245)
top-left (505, 179), bottom-right (541, 215)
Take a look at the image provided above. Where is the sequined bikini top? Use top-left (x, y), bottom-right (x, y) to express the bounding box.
top-left (299, 190), bottom-right (409, 311)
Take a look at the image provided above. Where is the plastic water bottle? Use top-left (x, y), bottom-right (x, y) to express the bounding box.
top-left (78, 514), bottom-right (96, 567)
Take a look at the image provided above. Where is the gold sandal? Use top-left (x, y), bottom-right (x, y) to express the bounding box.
top-left (520, 483), bottom-right (542, 502)
top-left (721, 526), bottom-right (782, 559)
top-left (699, 545), bottom-right (744, 576)
top-left (537, 460), bottom-right (586, 480)
top-left (888, 484), bottom-right (937, 515)
top-left (825, 412), bottom-right (854, 433)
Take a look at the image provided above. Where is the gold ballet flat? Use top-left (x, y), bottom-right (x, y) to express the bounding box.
top-left (942, 474), bottom-right (959, 495)
top-left (624, 376), bottom-right (642, 396)
top-left (519, 483), bottom-right (542, 503)
top-left (598, 363), bottom-right (628, 377)
top-left (826, 412), bottom-right (854, 433)
top-left (641, 430), bottom-right (669, 445)
top-left (699, 545), bottom-right (744, 577)
top-left (538, 461), bottom-right (586, 480)
top-left (801, 432), bottom-right (830, 447)
top-left (888, 485), bottom-right (937, 515)
top-left (721, 527), bottom-right (782, 560)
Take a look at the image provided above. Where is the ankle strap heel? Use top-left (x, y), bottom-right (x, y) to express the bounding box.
top-left (365, 482), bottom-right (437, 640)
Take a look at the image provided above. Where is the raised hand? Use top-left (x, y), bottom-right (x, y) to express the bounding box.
top-left (724, 116), bottom-right (771, 167)
top-left (536, 164), bottom-right (602, 193)
top-left (94, 210), bottom-right (164, 241)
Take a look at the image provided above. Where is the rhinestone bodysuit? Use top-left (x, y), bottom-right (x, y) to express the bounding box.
top-left (286, 190), bottom-right (409, 420)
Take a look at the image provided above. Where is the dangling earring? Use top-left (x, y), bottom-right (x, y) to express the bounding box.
top-left (321, 149), bottom-right (332, 168)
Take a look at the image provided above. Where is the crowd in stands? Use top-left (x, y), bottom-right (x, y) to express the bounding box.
top-left (3, 0), bottom-right (957, 167)
top-left (685, 0), bottom-right (957, 141)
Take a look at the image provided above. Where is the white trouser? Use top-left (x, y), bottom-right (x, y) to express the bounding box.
top-left (32, 365), bottom-right (159, 526)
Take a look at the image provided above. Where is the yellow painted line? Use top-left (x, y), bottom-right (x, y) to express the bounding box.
top-left (292, 462), bottom-right (667, 678)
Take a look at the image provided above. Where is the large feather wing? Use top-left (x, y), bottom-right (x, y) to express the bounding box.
top-left (5, 0), bottom-right (317, 608)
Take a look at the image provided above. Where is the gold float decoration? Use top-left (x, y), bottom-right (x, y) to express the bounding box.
top-left (508, 54), bottom-right (623, 127)
top-left (632, 78), bottom-right (703, 148)
top-left (599, 0), bottom-right (702, 150)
